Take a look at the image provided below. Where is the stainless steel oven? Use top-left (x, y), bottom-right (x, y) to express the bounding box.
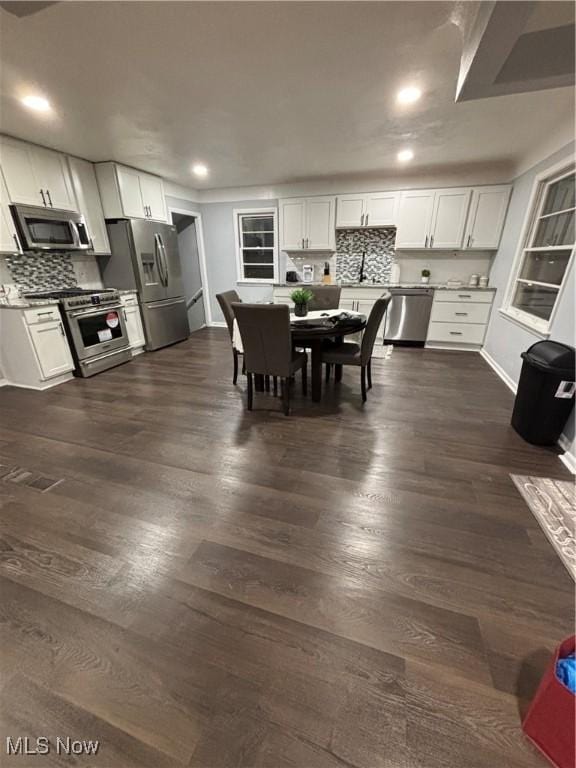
top-left (11, 204), bottom-right (91, 252)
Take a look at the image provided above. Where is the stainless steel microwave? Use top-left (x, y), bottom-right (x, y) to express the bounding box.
top-left (11, 204), bottom-right (91, 252)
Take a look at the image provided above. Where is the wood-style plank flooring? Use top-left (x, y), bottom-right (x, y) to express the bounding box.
top-left (0, 328), bottom-right (573, 767)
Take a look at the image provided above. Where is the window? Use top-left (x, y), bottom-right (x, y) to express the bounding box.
top-left (503, 164), bottom-right (575, 334)
top-left (234, 208), bottom-right (278, 283)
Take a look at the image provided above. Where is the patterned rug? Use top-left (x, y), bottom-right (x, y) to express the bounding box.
top-left (511, 475), bottom-right (576, 580)
top-left (371, 344), bottom-right (394, 360)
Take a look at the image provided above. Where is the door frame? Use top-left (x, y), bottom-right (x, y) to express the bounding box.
top-left (167, 206), bottom-right (211, 325)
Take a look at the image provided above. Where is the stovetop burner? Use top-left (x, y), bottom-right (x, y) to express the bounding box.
top-left (25, 288), bottom-right (115, 299)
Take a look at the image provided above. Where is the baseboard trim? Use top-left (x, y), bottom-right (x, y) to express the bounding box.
top-left (0, 378), bottom-right (8, 387)
top-left (480, 348), bottom-right (517, 394)
top-left (210, 321), bottom-right (227, 328)
top-left (558, 434), bottom-right (576, 475)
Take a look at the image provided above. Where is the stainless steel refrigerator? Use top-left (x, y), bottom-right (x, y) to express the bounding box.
top-left (102, 219), bottom-right (190, 350)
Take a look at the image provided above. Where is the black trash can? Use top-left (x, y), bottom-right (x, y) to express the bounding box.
top-left (511, 340), bottom-right (575, 445)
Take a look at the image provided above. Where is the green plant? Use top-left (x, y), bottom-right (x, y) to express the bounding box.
top-left (290, 288), bottom-right (314, 305)
top-left (421, 269), bottom-right (431, 278)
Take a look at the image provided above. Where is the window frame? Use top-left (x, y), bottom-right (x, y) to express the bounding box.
top-left (501, 158), bottom-right (575, 336)
top-left (233, 207), bottom-right (279, 284)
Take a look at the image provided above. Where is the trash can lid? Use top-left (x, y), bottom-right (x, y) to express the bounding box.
top-left (521, 340), bottom-right (575, 376)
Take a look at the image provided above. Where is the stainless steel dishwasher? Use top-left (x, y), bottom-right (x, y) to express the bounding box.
top-left (383, 287), bottom-right (434, 346)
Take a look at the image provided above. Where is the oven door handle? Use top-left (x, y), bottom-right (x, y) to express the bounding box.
top-left (69, 304), bottom-right (123, 319)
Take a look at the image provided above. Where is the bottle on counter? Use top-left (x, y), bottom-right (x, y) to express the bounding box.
top-left (469, 274), bottom-right (479, 287)
top-left (390, 262), bottom-right (401, 285)
top-left (479, 275), bottom-right (489, 288)
top-left (322, 261), bottom-right (332, 284)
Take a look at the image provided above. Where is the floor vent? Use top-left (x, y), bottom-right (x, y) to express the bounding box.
top-left (0, 463), bottom-right (63, 492)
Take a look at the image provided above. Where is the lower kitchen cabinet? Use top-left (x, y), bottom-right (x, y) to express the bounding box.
top-left (426, 289), bottom-right (495, 350)
top-left (0, 304), bottom-right (75, 389)
top-left (121, 293), bottom-right (146, 353)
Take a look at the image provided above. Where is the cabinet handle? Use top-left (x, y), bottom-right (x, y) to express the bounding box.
top-left (40, 189), bottom-right (46, 206)
top-left (449, 331), bottom-right (463, 336)
top-left (424, 235), bottom-right (428, 248)
top-left (46, 189), bottom-right (53, 207)
top-left (59, 322), bottom-right (65, 336)
top-left (458, 294), bottom-right (471, 298)
top-left (37, 311), bottom-right (54, 317)
top-left (306, 238), bottom-right (309, 248)
top-left (13, 234), bottom-right (22, 253)
top-left (430, 234), bottom-right (434, 247)
top-left (455, 312), bottom-right (468, 316)
top-left (365, 213), bottom-right (369, 226)
top-left (467, 234), bottom-right (472, 248)
top-left (123, 309), bottom-right (128, 322)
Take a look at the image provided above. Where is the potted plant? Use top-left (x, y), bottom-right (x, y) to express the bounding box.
top-left (290, 287), bottom-right (314, 317)
top-left (421, 268), bottom-right (431, 285)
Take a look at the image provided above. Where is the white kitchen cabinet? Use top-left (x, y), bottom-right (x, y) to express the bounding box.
top-left (395, 191), bottom-right (435, 248)
top-left (279, 197), bottom-right (335, 251)
top-left (0, 304), bottom-right (75, 389)
top-left (426, 289), bottom-right (495, 350)
top-left (95, 162), bottom-right (167, 222)
top-left (28, 320), bottom-right (74, 378)
top-left (0, 173), bottom-right (21, 254)
top-left (0, 137), bottom-right (76, 211)
top-left (68, 157), bottom-right (111, 254)
top-left (336, 192), bottom-right (398, 228)
top-left (464, 186), bottom-right (511, 250)
top-left (121, 293), bottom-right (146, 354)
top-left (429, 188), bottom-right (471, 249)
top-left (396, 188), bottom-right (470, 249)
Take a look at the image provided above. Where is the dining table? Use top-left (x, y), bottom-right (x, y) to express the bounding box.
top-left (232, 308), bottom-right (367, 402)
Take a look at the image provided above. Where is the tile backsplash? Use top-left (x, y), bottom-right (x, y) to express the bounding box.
top-left (335, 228), bottom-right (396, 283)
top-left (5, 252), bottom-right (77, 292)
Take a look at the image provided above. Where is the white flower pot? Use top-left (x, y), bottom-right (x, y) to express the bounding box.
top-left (421, 276), bottom-right (430, 284)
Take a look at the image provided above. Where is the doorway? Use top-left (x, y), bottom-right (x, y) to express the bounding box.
top-left (170, 211), bottom-right (206, 333)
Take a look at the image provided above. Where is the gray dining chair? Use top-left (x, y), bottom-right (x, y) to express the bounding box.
top-left (307, 285), bottom-right (342, 311)
top-left (321, 293), bottom-right (391, 402)
top-left (216, 290), bottom-right (242, 384)
top-left (232, 303), bottom-right (307, 416)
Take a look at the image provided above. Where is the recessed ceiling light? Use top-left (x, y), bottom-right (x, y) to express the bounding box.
top-left (397, 87), bottom-right (421, 105)
top-left (21, 94), bottom-right (51, 112)
top-left (397, 149), bottom-right (414, 162)
top-left (192, 163), bottom-right (208, 178)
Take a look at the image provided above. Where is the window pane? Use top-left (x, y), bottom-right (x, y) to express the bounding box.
top-left (241, 216), bottom-right (274, 233)
top-left (242, 248), bottom-right (274, 264)
top-left (542, 174), bottom-right (575, 215)
top-left (243, 232), bottom-right (274, 248)
top-left (520, 250), bottom-right (571, 286)
top-left (244, 264), bottom-right (274, 279)
top-left (533, 210), bottom-right (574, 247)
top-left (512, 282), bottom-right (558, 321)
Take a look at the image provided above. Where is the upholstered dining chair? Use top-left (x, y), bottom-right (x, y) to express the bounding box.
top-left (307, 285), bottom-right (342, 311)
top-left (232, 303), bottom-right (307, 416)
top-left (216, 290), bottom-right (242, 384)
top-left (321, 293), bottom-right (392, 403)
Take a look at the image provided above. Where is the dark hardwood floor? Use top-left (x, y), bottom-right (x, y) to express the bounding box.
top-left (0, 327), bottom-right (573, 767)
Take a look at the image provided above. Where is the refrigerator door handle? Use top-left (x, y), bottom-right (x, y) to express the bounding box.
top-left (154, 233), bottom-right (168, 287)
top-left (158, 233), bottom-right (169, 288)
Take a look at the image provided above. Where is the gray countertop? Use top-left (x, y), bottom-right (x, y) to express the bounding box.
top-left (274, 282), bottom-right (495, 291)
top-left (0, 298), bottom-right (60, 309)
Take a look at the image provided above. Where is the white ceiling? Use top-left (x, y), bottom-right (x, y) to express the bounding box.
top-left (0, 1), bottom-right (573, 191)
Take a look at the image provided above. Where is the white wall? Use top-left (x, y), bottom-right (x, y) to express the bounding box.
top-left (483, 141), bottom-right (575, 459)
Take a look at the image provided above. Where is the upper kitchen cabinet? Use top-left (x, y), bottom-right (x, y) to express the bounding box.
top-left (0, 137), bottom-right (77, 211)
top-left (279, 196), bottom-right (335, 251)
top-left (395, 188), bottom-right (471, 249)
top-left (95, 162), bottom-right (168, 222)
top-left (0, 173), bottom-right (21, 254)
top-left (68, 157), bottom-right (111, 254)
top-left (336, 192), bottom-right (399, 228)
top-left (464, 185), bottom-right (511, 250)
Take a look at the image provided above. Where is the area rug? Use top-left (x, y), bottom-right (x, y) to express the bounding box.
top-left (371, 344), bottom-right (394, 360)
top-left (511, 475), bottom-right (576, 580)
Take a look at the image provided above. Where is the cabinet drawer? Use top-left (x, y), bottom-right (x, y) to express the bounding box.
top-left (427, 321), bottom-right (486, 345)
top-left (430, 302), bottom-right (491, 324)
top-left (24, 306), bottom-right (61, 325)
top-left (121, 294), bottom-right (139, 307)
top-left (434, 289), bottom-right (493, 304)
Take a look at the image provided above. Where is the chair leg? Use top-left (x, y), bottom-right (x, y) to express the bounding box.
top-left (361, 366), bottom-right (367, 403)
top-left (367, 358), bottom-right (372, 389)
top-left (233, 349), bottom-right (239, 385)
top-left (247, 373), bottom-right (253, 410)
top-left (325, 363), bottom-right (331, 383)
top-left (283, 377), bottom-right (291, 416)
top-left (273, 376), bottom-right (278, 396)
top-left (242, 357), bottom-right (246, 375)
top-left (335, 364), bottom-right (343, 383)
top-left (302, 362), bottom-right (307, 396)
top-left (265, 375), bottom-right (270, 391)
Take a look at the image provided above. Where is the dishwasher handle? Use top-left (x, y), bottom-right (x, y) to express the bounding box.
top-left (389, 287), bottom-right (434, 297)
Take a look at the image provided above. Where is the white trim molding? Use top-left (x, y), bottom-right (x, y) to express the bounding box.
top-left (480, 348), bottom-right (517, 393)
top-left (233, 207), bottom-right (279, 285)
top-left (558, 434), bottom-right (576, 475)
top-left (167, 206), bottom-right (212, 326)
